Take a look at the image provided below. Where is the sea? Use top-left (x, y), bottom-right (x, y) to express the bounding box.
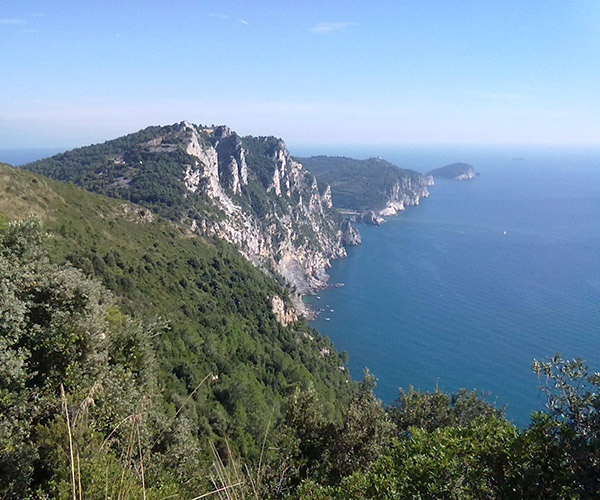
top-left (298, 145), bottom-right (600, 427)
top-left (0, 148), bottom-right (65, 166)
top-left (3, 145), bottom-right (599, 427)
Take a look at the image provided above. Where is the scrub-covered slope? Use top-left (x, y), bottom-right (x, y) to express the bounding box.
top-left (24, 122), bottom-right (359, 295)
top-left (0, 162), bottom-right (354, 466)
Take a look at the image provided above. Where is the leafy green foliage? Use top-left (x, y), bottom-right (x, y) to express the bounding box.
top-left (526, 354), bottom-right (600, 496)
top-left (0, 163), bottom-right (354, 497)
top-left (346, 415), bottom-right (517, 500)
top-left (271, 371), bottom-right (393, 497)
top-left (24, 127), bottom-right (220, 222)
top-left (388, 386), bottom-right (504, 433)
top-left (0, 218), bottom-right (158, 498)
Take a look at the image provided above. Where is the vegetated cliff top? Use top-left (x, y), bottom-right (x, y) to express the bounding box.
top-left (298, 155), bottom-right (432, 214)
top-left (21, 121), bottom-right (355, 294)
top-left (428, 162), bottom-right (476, 180)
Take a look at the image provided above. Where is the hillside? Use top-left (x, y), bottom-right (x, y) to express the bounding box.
top-left (23, 122), bottom-right (359, 297)
top-left (2, 162), bottom-right (599, 499)
top-left (0, 161), bottom-right (356, 497)
top-left (298, 155), bottom-right (433, 225)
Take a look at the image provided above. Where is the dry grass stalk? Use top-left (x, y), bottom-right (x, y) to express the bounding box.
top-left (188, 482), bottom-right (243, 500)
top-left (60, 384), bottom-right (77, 500)
top-left (136, 419), bottom-right (146, 500)
top-left (74, 381), bottom-right (101, 427)
top-left (117, 415), bottom-right (137, 500)
top-left (76, 452), bottom-right (83, 500)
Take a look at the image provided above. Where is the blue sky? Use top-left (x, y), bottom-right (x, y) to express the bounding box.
top-left (1, 1), bottom-right (600, 148)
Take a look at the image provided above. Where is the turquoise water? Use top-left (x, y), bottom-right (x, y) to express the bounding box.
top-left (305, 147), bottom-right (600, 426)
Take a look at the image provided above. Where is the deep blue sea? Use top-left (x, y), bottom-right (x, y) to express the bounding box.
top-left (300, 145), bottom-right (600, 427)
top-left (5, 146), bottom-right (600, 426)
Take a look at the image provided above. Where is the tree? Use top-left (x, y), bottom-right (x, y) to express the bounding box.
top-left (525, 354), bottom-right (600, 496)
top-left (325, 369), bottom-right (394, 483)
top-left (388, 386), bottom-right (504, 433)
top-left (0, 218), bottom-right (158, 498)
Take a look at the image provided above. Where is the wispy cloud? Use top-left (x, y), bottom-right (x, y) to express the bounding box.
top-left (208, 13), bottom-right (228, 19)
top-left (240, 19), bottom-right (249, 25)
top-left (310, 22), bottom-right (357, 34)
top-left (0, 18), bottom-right (26, 26)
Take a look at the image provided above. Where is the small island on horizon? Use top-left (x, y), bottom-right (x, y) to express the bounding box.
top-left (428, 162), bottom-right (477, 180)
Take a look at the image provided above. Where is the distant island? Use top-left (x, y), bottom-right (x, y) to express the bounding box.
top-left (428, 162), bottom-right (476, 180)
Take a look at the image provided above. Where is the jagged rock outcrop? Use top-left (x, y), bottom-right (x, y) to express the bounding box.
top-left (299, 155), bottom-right (433, 224)
top-left (361, 211), bottom-right (385, 226)
top-left (270, 294), bottom-right (298, 326)
top-left (24, 121), bottom-right (358, 300)
top-left (341, 219), bottom-right (361, 245)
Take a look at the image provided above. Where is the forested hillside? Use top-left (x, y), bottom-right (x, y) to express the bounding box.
top-left (2, 161), bottom-right (599, 499)
top-left (0, 162), bottom-right (355, 498)
top-left (298, 155), bottom-right (432, 224)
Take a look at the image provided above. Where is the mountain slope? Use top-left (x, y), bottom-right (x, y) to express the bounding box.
top-left (23, 122), bottom-right (357, 297)
top-left (298, 155), bottom-right (433, 225)
top-left (0, 161), bottom-right (354, 460)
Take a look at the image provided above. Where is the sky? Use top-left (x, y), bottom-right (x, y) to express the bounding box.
top-left (1, 0), bottom-right (600, 148)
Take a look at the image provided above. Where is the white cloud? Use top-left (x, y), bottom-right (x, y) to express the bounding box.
top-left (0, 18), bottom-right (26, 25)
top-left (310, 22), bottom-right (357, 34)
top-left (240, 19), bottom-right (249, 25)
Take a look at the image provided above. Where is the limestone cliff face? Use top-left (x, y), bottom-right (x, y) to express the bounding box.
top-left (300, 155), bottom-right (433, 226)
top-left (341, 219), bottom-right (361, 245)
top-left (24, 121), bottom-right (355, 301)
top-left (174, 123), bottom-right (349, 294)
top-left (371, 174), bottom-right (434, 222)
top-left (270, 294), bottom-right (298, 326)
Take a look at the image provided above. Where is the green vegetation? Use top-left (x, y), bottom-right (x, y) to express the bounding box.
top-left (298, 155), bottom-right (429, 213)
top-left (2, 161), bottom-right (600, 499)
top-left (23, 125), bottom-right (221, 222)
top-left (292, 359), bottom-right (600, 499)
top-left (23, 125), bottom-right (344, 263)
top-left (0, 163), bottom-right (354, 498)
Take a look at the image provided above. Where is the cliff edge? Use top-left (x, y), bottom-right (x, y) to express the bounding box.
top-left (23, 122), bottom-right (359, 300)
top-left (299, 155), bottom-right (433, 225)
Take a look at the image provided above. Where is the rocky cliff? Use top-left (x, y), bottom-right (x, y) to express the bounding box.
top-left (23, 122), bottom-right (359, 301)
top-left (299, 155), bottom-right (433, 225)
